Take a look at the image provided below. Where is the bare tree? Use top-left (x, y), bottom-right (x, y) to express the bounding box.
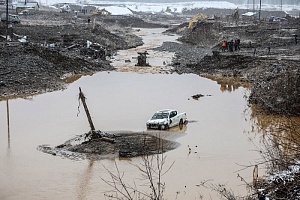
top-left (101, 136), bottom-right (174, 200)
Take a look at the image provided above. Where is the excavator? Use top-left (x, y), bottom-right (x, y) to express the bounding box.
top-left (188, 12), bottom-right (206, 29)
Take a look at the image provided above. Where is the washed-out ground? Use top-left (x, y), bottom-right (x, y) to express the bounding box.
top-left (1, 6), bottom-right (299, 115)
top-left (1, 5), bottom-right (299, 150)
top-left (1, 5), bottom-right (299, 200)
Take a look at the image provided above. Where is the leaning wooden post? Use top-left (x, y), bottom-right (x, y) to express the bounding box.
top-left (79, 87), bottom-right (95, 131)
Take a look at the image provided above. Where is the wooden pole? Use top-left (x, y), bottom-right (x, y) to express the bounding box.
top-left (5, 0), bottom-right (8, 46)
top-left (79, 87), bottom-right (95, 131)
top-left (259, 0), bottom-right (261, 21)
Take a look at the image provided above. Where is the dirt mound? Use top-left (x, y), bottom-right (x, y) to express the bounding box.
top-left (38, 130), bottom-right (179, 159)
top-left (0, 44), bottom-right (112, 98)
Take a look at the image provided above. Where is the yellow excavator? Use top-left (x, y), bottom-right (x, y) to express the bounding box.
top-left (188, 12), bottom-right (206, 29)
top-left (90, 8), bottom-right (111, 15)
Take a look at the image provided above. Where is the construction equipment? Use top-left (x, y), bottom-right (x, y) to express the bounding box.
top-left (90, 8), bottom-right (111, 15)
top-left (136, 51), bottom-right (149, 66)
top-left (233, 7), bottom-right (239, 22)
top-left (60, 4), bottom-right (71, 13)
top-left (188, 12), bottom-right (206, 29)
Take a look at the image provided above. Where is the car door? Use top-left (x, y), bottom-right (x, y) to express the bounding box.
top-left (169, 111), bottom-right (178, 127)
top-left (173, 111), bottom-right (180, 125)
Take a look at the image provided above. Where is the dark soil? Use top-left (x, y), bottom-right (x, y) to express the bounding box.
top-left (38, 130), bottom-right (179, 159)
top-left (161, 16), bottom-right (300, 116)
top-left (0, 8), bottom-right (161, 99)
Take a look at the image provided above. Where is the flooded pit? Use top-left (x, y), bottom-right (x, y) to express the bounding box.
top-left (0, 28), bottom-right (263, 200)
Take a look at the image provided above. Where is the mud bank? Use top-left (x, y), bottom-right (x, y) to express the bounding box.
top-left (38, 130), bottom-right (179, 159)
top-left (160, 16), bottom-right (300, 116)
top-left (0, 9), bottom-right (161, 99)
top-left (157, 40), bottom-right (300, 115)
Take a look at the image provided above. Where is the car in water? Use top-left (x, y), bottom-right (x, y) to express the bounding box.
top-left (146, 109), bottom-right (187, 130)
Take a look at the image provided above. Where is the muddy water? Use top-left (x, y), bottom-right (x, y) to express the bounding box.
top-left (0, 29), bottom-right (262, 200)
top-left (112, 28), bottom-right (178, 73)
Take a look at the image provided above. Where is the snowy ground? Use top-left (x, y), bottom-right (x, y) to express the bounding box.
top-left (25, 0), bottom-right (300, 15)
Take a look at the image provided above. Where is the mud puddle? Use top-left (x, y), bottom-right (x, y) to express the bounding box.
top-left (0, 28), bottom-right (263, 200)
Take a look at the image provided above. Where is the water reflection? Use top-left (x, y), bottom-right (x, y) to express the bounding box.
top-left (201, 74), bottom-right (250, 92)
top-left (250, 105), bottom-right (300, 157)
top-left (6, 99), bottom-right (10, 149)
top-left (76, 160), bottom-right (94, 200)
top-left (220, 83), bottom-right (240, 92)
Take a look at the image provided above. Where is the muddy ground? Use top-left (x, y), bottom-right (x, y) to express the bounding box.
top-left (0, 8), bottom-right (163, 98)
top-left (0, 7), bottom-right (299, 115)
top-left (38, 130), bottom-right (180, 159)
top-left (159, 16), bottom-right (300, 116)
top-left (0, 7), bottom-right (299, 200)
top-left (0, 6), bottom-right (299, 159)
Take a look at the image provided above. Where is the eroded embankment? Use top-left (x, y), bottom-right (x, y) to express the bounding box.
top-left (38, 130), bottom-right (179, 160)
top-left (153, 40), bottom-right (299, 116)
top-left (187, 52), bottom-right (300, 116)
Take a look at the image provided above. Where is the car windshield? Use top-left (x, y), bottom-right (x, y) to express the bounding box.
top-left (151, 112), bottom-right (168, 119)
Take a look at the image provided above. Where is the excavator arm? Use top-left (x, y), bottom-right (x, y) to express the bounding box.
top-left (188, 12), bottom-right (206, 29)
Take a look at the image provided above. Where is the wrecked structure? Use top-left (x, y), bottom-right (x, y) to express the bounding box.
top-left (136, 51), bottom-right (150, 66)
top-left (15, 1), bottom-right (39, 14)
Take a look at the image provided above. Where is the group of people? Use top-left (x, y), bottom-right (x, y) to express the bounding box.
top-left (221, 39), bottom-right (240, 52)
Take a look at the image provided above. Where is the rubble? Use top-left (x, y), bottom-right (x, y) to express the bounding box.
top-left (0, 8), bottom-right (153, 99)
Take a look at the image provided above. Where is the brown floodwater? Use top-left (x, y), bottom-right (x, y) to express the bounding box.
top-left (0, 28), bottom-right (263, 200)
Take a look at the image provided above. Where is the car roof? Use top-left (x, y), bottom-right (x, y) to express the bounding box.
top-left (157, 109), bottom-right (173, 113)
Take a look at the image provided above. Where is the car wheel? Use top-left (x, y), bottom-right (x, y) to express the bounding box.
top-left (179, 119), bottom-right (184, 128)
top-left (179, 119), bottom-right (183, 126)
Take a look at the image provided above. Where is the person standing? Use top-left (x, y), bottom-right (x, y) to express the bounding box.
top-left (237, 38), bottom-right (240, 50)
top-left (229, 40), bottom-right (234, 52)
top-left (221, 41), bottom-right (227, 52)
top-left (234, 39), bottom-right (238, 51)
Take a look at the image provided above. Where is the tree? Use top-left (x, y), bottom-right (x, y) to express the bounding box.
top-left (101, 136), bottom-right (174, 200)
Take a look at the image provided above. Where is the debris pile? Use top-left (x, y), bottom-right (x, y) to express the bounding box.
top-left (249, 66), bottom-right (300, 115)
